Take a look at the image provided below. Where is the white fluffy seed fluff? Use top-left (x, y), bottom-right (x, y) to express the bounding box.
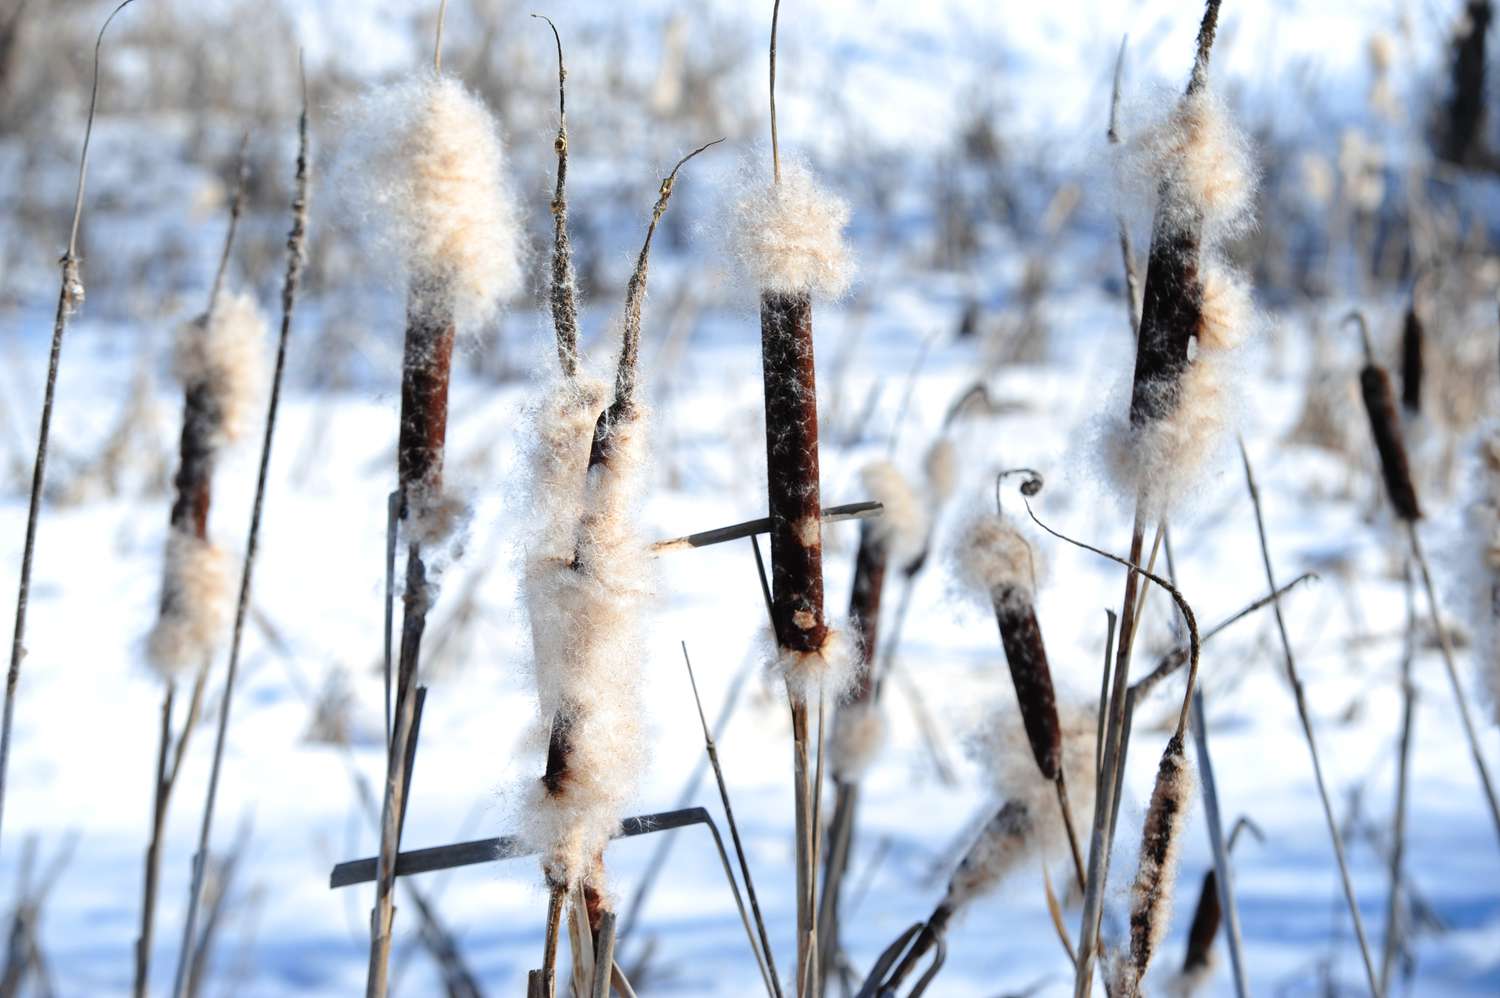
top-left (923, 437), bottom-right (960, 505)
top-left (145, 528), bottom-right (231, 679)
top-left (954, 512), bottom-right (1043, 605)
top-left (773, 628), bottom-right (857, 704)
top-left (861, 460), bottom-right (928, 563)
top-left (829, 700), bottom-right (886, 782)
top-left (943, 696), bottom-right (1097, 912)
top-left (727, 157), bottom-right (853, 299)
top-left (1104, 82), bottom-right (1262, 517)
top-left (1464, 427), bottom-right (1500, 724)
top-left (340, 74), bottom-right (522, 332)
top-left (1164, 962), bottom-right (1216, 998)
top-left (173, 289), bottom-right (267, 448)
top-left (517, 379), bottom-right (652, 888)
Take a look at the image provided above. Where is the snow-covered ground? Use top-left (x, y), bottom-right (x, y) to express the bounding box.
top-left (0, 1), bottom-right (1497, 996)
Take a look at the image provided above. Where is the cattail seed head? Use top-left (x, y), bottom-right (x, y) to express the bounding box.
top-left (145, 528), bottom-right (231, 678)
top-left (173, 289), bottom-right (267, 448)
top-left (340, 74), bottom-right (523, 333)
top-left (1117, 735), bottom-right (1195, 998)
top-left (1400, 302), bottom-right (1424, 417)
top-left (772, 628), bottom-right (855, 703)
top-left (1125, 89), bottom-right (1257, 244)
top-left (860, 460), bottom-right (927, 564)
top-left (1360, 363), bottom-right (1423, 521)
top-left (943, 800), bottom-right (1032, 912)
top-left (728, 157), bottom-right (852, 299)
top-left (955, 512), bottom-right (1042, 606)
top-left (829, 699), bottom-right (886, 782)
top-left (923, 437), bottom-right (960, 504)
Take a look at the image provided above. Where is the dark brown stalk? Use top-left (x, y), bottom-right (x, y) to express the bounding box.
top-left (1399, 298), bottom-right (1423, 417)
top-left (172, 63), bottom-right (309, 998)
top-left (1349, 313), bottom-right (1422, 521)
top-left (0, 0), bottom-right (139, 852)
top-left (533, 14), bottom-right (579, 378)
top-left (1440, 0), bottom-right (1492, 167)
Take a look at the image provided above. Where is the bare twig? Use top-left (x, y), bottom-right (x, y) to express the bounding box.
top-left (653, 501), bottom-right (882, 553)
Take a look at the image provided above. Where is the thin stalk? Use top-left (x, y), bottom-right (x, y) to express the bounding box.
top-left (540, 885), bottom-right (565, 998)
top-left (0, 0), bottom-right (139, 851)
top-left (682, 644), bottom-right (780, 998)
top-left (1240, 441), bottom-right (1379, 996)
top-left (769, 0), bottom-right (783, 182)
top-left (1188, 687), bottom-right (1248, 998)
top-left (1108, 34), bottom-right (1141, 338)
top-left (172, 62), bottom-right (309, 998)
top-left (1380, 566), bottom-right (1417, 995)
top-left (589, 912), bottom-right (616, 998)
top-left (532, 13), bottom-right (578, 378)
top-left (1405, 522), bottom-right (1500, 844)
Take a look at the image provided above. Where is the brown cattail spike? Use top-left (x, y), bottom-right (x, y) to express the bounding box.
top-left (992, 592), bottom-right (1061, 780)
top-left (1400, 297), bottom-right (1423, 416)
top-left (762, 290), bottom-right (828, 657)
top-left (846, 519), bottom-right (888, 703)
top-left (1348, 312), bottom-right (1423, 521)
top-left (1181, 868), bottom-right (1221, 973)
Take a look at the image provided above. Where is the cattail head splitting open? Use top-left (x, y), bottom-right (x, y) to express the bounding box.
top-left (1104, 1), bottom-right (1259, 517)
top-left (1351, 314), bottom-right (1423, 521)
top-left (1115, 734), bottom-right (1196, 998)
top-left (1464, 427), bottom-right (1500, 724)
top-left (146, 289), bottom-right (268, 679)
top-left (728, 156), bottom-right (852, 301)
top-left (956, 507), bottom-right (1066, 782)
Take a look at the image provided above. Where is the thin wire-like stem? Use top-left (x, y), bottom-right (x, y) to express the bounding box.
top-left (207, 134), bottom-right (250, 316)
top-left (1054, 777), bottom-right (1087, 893)
top-left (769, 0), bottom-right (783, 182)
top-left (1107, 34), bottom-right (1141, 338)
top-left (1381, 566), bottom-right (1417, 995)
top-left (1240, 441), bottom-right (1379, 996)
top-left (172, 61), bottom-right (309, 998)
top-left (433, 0), bottom-right (448, 74)
top-left (1405, 522), bottom-right (1500, 844)
top-left (1189, 688), bottom-right (1249, 998)
top-left (682, 644), bottom-right (781, 998)
top-left (0, 0), bottom-right (139, 853)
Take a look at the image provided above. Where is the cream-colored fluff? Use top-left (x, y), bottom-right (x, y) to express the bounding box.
top-left (943, 801), bottom-right (1033, 911)
top-left (773, 628), bottom-right (856, 704)
top-left (861, 460), bottom-right (927, 563)
top-left (829, 700), bottom-right (886, 782)
top-left (728, 158), bottom-right (852, 298)
top-left (517, 381), bottom-right (653, 888)
top-left (972, 696), bottom-right (1097, 855)
top-left (954, 512), bottom-right (1042, 604)
top-left (146, 528), bottom-right (231, 678)
top-left (173, 289), bottom-right (267, 447)
top-left (924, 437), bottom-right (960, 504)
top-left (340, 74), bottom-right (522, 332)
top-left (1125, 88), bottom-right (1257, 242)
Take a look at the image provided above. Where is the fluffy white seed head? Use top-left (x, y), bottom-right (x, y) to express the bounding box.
top-left (944, 801), bottom-right (1032, 911)
top-left (924, 437), bottom-right (960, 504)
top-left (829, 700), bottom-right (886, 782)
top-left (1463, 426), bottom-right (1500, 724)
top-left (1126, 88), bottom-right (1258, 243)
top-left (772, 628), bottom-right (857, 704)
top-left (973, 696), bottom-right (1097, 852)
top-left (339, 74), bottom-right (522, 332)
top-left (954, 512), bottom-right (1043, 605)
top-left (861, 460), bottom-right (927, 563)
top-left (517, 384), bottom-right (654, 888)
top-left (145, 528), bottom-right (231, 679)
top-left (173, 289), bottom-right (267, 448)
top-left (727, 157), bottom-right (853, 299)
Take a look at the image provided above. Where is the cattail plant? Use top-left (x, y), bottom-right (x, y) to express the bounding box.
top-left (864, 699), bottom-right (1097, 993)
top-left (171, 64), bottom-right (311, 998)
top-left (0, 0), bottom-right (138, 850)
top-left (344, 49), bottom-right (523, 997)
top-left (731, 4), bottom-right (855, 990)
top-left (955, 472), bottom-right (1086, 890)
top-left (1464, 429), bottom-right (1500, 724)
top-left (817, 460), bottom-right (925, 982)
top-left (517, 22), bottom-right (716, 991)
top-left (1348, 312), bottom-right (1500, 850)
top-left (135, 158), bottom-right (265, 998)
top-left (1078, 4), bottom-right (1256, 992)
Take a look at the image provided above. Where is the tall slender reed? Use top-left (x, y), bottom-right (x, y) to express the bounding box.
top-left (732, 4), bottom-right (855, 990)
top-left (0, 0), bottom-right (139, 852)
top-left (1348, 312), bottom-right (1500, 851)
top-left (1078, 3), bottom-right (1259, 992)
top-left (136, 151), bottom-right (263, 998)
top-left (349, 16), bottom-right (524, 989)
top-left (1239, 441), bottom-right (1379, 994)
top-left (170, 64), bottom-right (310, 998)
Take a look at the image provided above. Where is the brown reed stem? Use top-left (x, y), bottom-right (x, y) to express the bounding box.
top-left (533, 13), bottom-right (578, 378)
top-left (172, 60), bottom-right (309, 998)
top-left (1108, 34), bottom-right (1141, 338)
top-left (1405, 522), bottom-right (1500, 846)
top-left (0, 0), bottom-right (138, 853)
top-left (1239, 441), bottom-right (1379, 996)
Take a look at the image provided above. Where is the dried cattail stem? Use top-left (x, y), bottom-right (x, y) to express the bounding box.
top-left (0, 0), bottom-right (138, 851)
top-left (1351, 312), bottom-right (1422, 521)
top-left (534, 14), bottom-right (579, 378)
top-left (172, 62), bottom-right (310, 998)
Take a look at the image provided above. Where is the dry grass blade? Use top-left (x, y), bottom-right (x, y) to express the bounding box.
top-left (1239, 441), bottom-right (1379, 996)
top-left (0, 0), bottom-right (140, 852)
top-left (1041, 859), bottom-right (1077, 968)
